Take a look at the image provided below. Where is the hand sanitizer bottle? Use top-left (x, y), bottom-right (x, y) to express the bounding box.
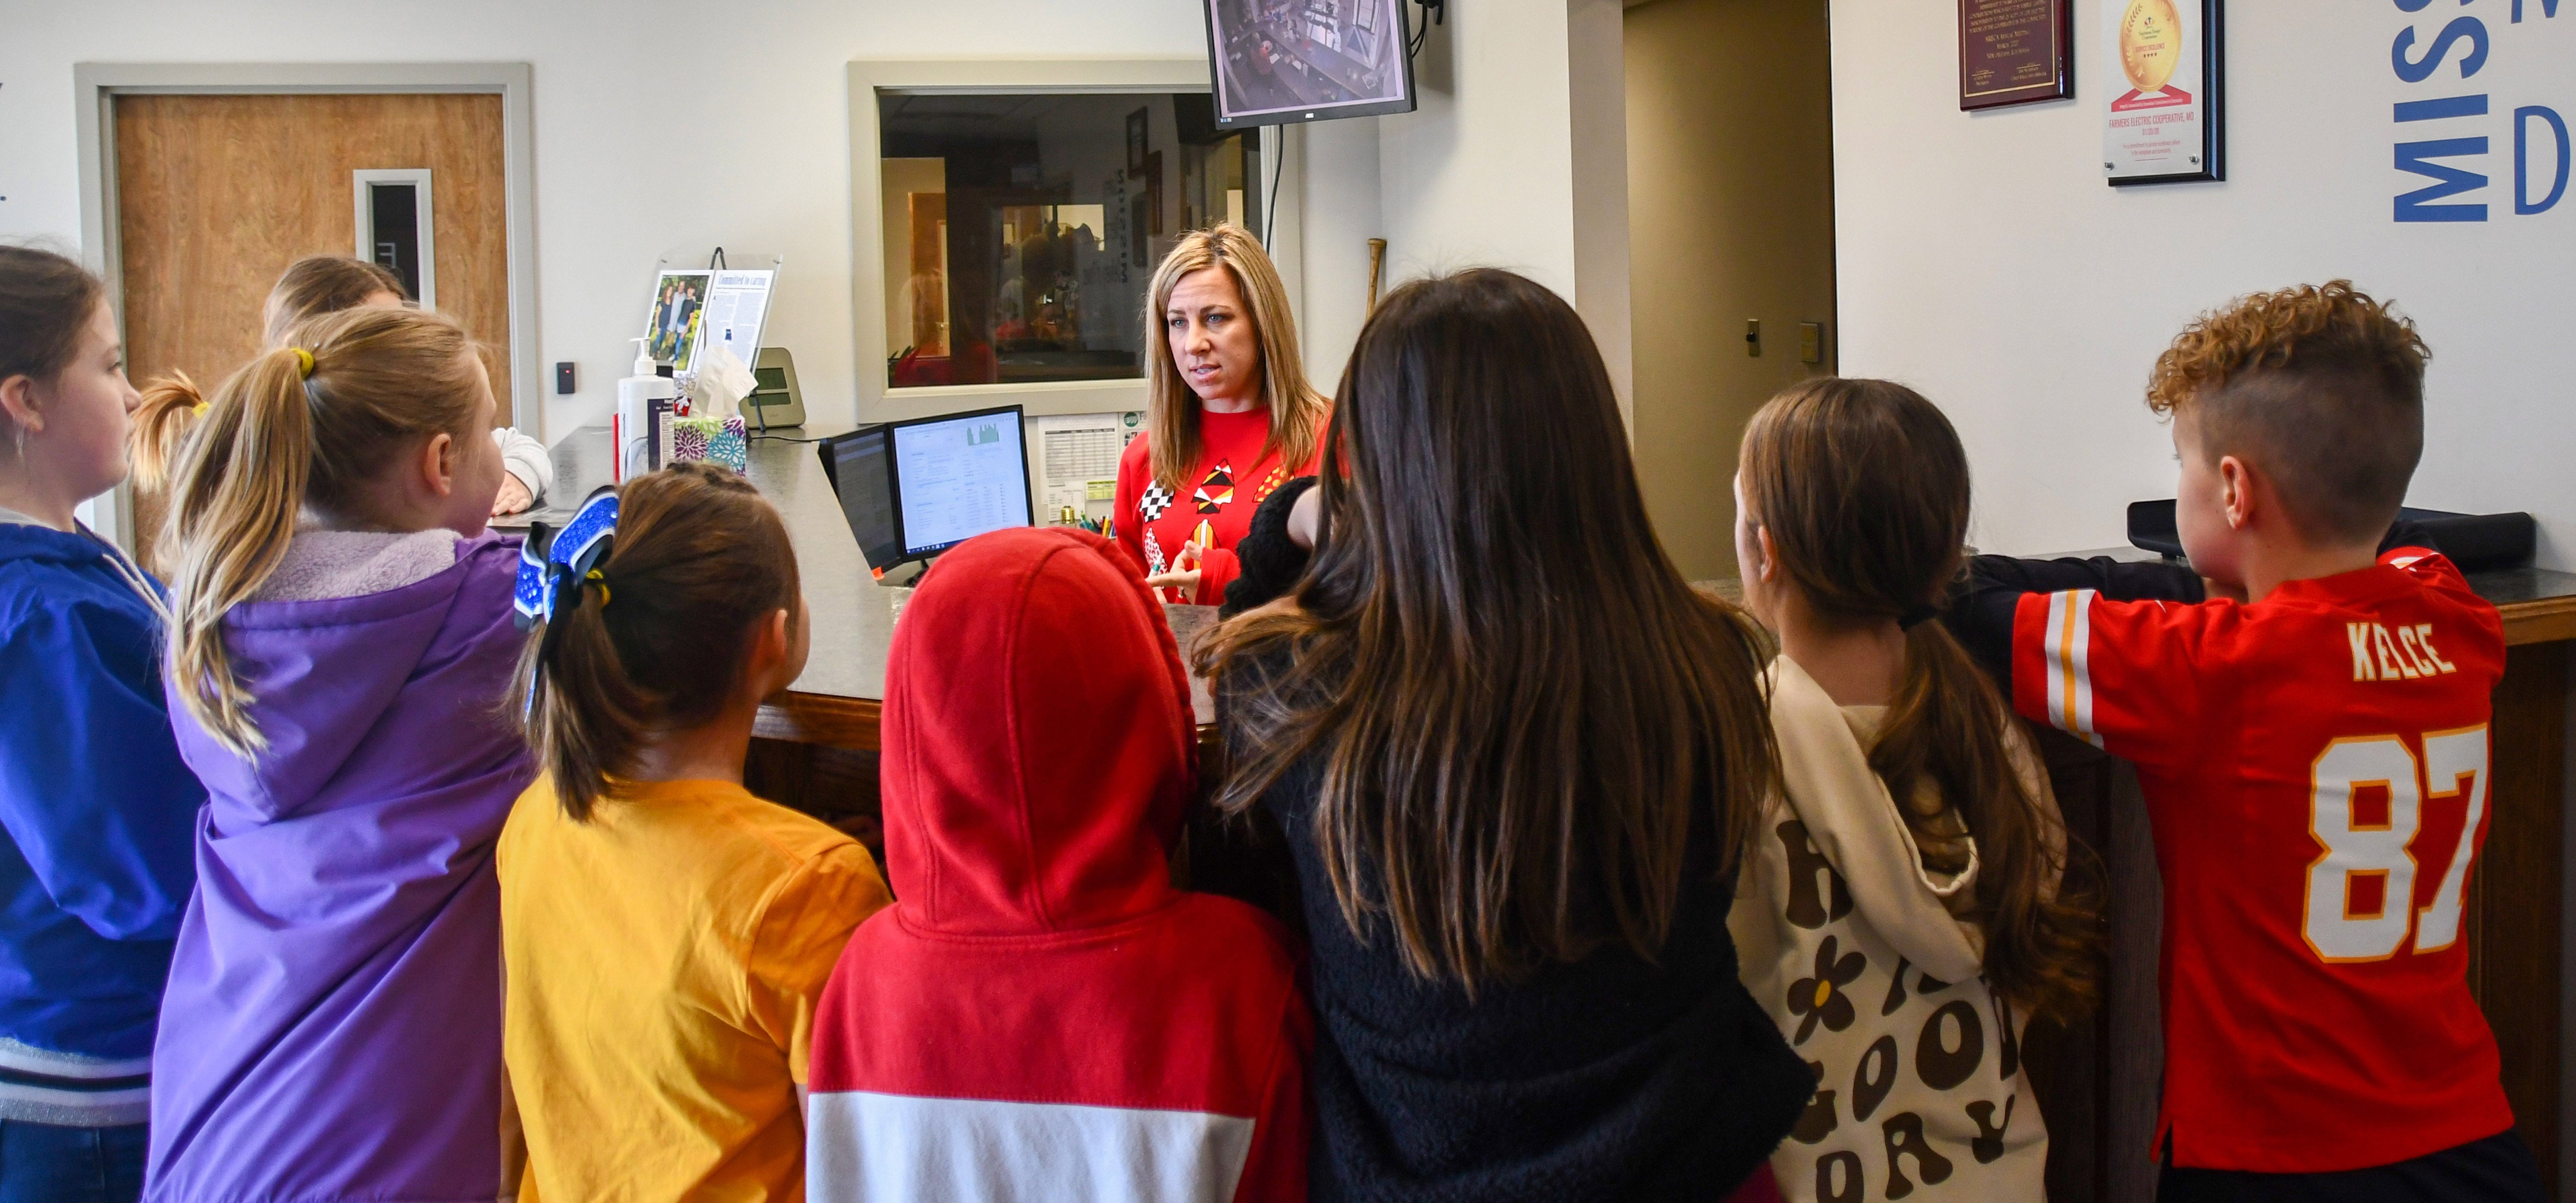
top-left (614, 337), bottom-right (677, 483)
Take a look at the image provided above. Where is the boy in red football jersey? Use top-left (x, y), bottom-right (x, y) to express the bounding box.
top-left (1948, 281), bottom-right (2545, 1202)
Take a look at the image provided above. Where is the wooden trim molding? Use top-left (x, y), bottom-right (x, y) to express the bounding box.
top-left (2502, 595), bottom-right (2576, 647)
top-left (754, 692), bottom-right (883, 753)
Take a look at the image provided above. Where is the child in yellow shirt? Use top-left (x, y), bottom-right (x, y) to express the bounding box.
top-left (498, 464), bottom-right (891, 1201)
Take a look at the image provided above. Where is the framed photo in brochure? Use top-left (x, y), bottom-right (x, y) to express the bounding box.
top-left (1959, 0), bottom-right (2073, 111)
top-left (2101, 0), bottom-right (2224, 185)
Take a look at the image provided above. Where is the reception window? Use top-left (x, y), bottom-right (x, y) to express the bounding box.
top-left (879, 92), bottom-right (1261, 390)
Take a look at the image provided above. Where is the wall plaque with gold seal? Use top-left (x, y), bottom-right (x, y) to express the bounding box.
top-left (2101, 0), bottom-right (2224, 184)
top-left (1958, 0), bottom-right (2073, 111)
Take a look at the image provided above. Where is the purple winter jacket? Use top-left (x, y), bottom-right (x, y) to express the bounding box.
top-left (147, 533), bottom-right (531, 1203)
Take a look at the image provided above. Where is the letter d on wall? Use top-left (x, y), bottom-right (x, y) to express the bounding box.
top-left (2517, 106), bottom-right (2570, 214)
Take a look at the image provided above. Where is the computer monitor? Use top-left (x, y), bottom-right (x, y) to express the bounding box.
top-left (890, 406), bottom-right (1032, 559)
top-left (819, 425), bottom-right (902, 576)
top-left (1203, 0), bottom-right (1417, 129)
top-left (818, 405), bottom-right (1033, 576)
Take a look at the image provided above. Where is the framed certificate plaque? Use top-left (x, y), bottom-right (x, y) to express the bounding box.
top-left (2101, 0), bottom-right (2225, 185)
top-left (1959, 0), bottom-right (2074, 111)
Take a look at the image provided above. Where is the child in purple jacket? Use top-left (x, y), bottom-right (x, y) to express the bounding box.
top-left (134, 305), bottom-right (528, 1202)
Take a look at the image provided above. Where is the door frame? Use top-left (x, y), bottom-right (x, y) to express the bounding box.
top-left (73, 62), bottom-right (541, 549)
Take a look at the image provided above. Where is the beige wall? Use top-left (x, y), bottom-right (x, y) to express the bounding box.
top-left (1623, 0), bottom-right (1836, 581)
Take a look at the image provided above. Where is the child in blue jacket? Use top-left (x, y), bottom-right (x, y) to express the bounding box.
top-left (0, 246), bottom-right (204, 1201)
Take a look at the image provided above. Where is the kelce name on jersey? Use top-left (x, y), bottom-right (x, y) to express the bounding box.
top-left (2347, 621), bottom-right (2459, 682)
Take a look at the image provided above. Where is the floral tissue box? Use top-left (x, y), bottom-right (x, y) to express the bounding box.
top-left (670, 416), bottom-right (749, 475)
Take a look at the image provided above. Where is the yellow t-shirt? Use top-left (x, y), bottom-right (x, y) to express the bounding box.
top-left (498, 776), bottom-right (892, 1203)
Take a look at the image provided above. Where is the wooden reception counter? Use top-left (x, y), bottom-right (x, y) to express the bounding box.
top-left (534, 427), bottom-right (2576, 1202)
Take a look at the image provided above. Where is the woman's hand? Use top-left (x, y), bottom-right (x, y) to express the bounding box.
top-left (491, 474), bottom-right (534, 517)
top-left (1288, 485), bottom-right (1324, 550)
top-left (1143, 539), bottom-right (1204, 595)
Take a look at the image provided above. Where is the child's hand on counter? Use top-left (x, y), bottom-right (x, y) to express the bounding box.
top-left (492, 474), bottom-right (534, 518)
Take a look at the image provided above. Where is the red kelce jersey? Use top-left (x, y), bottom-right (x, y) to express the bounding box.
top-left (2012, 549), bottom-right (2513, 1172)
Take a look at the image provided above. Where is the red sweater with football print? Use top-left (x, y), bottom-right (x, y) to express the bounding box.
top-left (805, 527), bottom-right (1311, 1203)
top-left (2011, 548), bottom-right (2513, 1172)
top-left (1114, 406), bottom-right (1318, 606)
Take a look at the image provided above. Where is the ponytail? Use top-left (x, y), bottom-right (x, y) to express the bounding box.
top-left (513, 463), bottom-right (799, 820)
top-left (1741, 377), bottom-right (2102, 1021)
top-left (1873, 619), bottom-right (2099, 1020)
top-left (162, 348), bottom-right (316, 754)
top-left (129, 372), bottom-right (205, 496)
top-left (161, 307), bottom-right (486, 757)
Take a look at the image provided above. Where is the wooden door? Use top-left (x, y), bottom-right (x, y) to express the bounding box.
top-left (114, 93), bottom-right (512, 422)
top-left (1622, 0), bottom-right (1839, 582)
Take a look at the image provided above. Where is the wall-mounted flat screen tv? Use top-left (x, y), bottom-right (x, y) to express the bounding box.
top-left (1204, 0), bottom-right (1417, 128)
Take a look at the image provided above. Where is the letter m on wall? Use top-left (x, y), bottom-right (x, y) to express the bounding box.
top-left (2396, 138), bottom-right (2491, 221)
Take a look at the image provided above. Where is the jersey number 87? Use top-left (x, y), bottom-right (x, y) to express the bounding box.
top-left (2304, 727), bottom-right (2488, 963)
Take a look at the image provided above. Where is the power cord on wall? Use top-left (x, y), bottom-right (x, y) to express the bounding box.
top-left (1407, 0), bottom-right (1445, 58)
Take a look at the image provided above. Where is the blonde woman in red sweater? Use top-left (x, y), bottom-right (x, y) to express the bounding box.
top-left (1115, 224), bottom-right (1330, 605)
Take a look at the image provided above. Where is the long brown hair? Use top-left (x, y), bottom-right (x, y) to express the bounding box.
top-left (1142, 224), bottom-right (1329, 492)
top-left (1738, 378), bottom-right (2099, 1019)
top-left (512, 463), bottom-right (800, 821)
top-left (265, 256), bottom-right (406, 347)
top-left (1199, 268), bottom-right (1777, 988)
top-left (151, 306), bottom-right (489, 757)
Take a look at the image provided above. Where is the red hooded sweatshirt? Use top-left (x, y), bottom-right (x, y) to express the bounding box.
top-left (805, 527), bottom-right (1311, 1202)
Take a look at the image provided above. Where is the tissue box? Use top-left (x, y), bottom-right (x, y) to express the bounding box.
top-left (671, 416), bottom-right (749, 475)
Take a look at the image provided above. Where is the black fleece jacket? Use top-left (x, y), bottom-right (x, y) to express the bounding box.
top-left (1216, 478), bottom-right (1811, 1201)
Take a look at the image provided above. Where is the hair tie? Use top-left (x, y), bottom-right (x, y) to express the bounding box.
top-left (1899, 603), bottom-right (1942, 631)
top-left (290, 347), bottom-right (315, 379)
top-left (191, 402), bottom-right (209, 416)
top-left (585, 568), bottom-right (610, 608)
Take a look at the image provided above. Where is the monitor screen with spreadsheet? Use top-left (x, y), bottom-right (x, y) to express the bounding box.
top-left (889, 406), bottom-right (1032, 559)
top-left (820, 405), bottom-right (1033, 574)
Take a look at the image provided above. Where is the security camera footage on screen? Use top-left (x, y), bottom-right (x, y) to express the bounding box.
top-left (1206, 0), bottom-right (1415, 126)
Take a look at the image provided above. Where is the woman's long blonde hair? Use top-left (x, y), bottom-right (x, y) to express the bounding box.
top-left (143, 306), bottom-right (488, 757)
top-left (1142, 224), bottom-right (1328, 493)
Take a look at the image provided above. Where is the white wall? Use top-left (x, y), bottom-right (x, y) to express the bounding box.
top-left (1831, 1), bottom-right (2576, 564)
top-left (0, 0), bottom-right (1210, 441)
top-left (1292, 0), bottom-right (1632, 405)
top-left (3, 0), bottom-right (1632, 443)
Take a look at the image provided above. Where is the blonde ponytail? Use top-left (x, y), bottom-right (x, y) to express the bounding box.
top-left (129, 371), bottom-right (205, 496)
top-left (160, 306), bottom-right (487, 757)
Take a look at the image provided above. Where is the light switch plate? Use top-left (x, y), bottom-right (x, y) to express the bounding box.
top-left (1745, 319), bottom-right (1761, 358)
top-left (1799, 322), bottom-right (1824, 365)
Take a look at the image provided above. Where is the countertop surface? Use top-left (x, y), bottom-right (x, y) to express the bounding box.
top-left (515, 428), bottom-right (2576, 743)
top-left (520, 425), bottom-right (1217, 728)
top-left (2051, 545), bottom-right (2576, 646)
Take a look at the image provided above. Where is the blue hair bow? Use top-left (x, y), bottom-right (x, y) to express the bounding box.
top-left (513, 485), bottom-right (620, 632)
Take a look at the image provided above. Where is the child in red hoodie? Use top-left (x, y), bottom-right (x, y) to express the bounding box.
top-left (805, 527), bottom-right (1311, 1202)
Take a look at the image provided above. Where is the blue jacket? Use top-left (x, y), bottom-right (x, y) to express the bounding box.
top-left (0, 521), bottom-right (201, 1060)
